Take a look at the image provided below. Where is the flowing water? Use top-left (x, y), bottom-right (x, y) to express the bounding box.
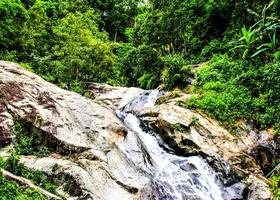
top-left (116, 90), bottom-right (226, 200)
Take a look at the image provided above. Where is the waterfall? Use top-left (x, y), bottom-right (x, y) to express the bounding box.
top-left (116, 90), bottom-right (225, 200)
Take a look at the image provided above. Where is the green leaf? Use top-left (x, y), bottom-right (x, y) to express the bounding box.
top-left (251, 48), bottom-right (269, 58)
top-left (257, 43), bottom-right (273, 49)
top-left (242, 49), bottom-right (249, 59)
top-left (231, 44), bottom-right (247, 50)
top-left (274, 51), bottom-right (280, 60)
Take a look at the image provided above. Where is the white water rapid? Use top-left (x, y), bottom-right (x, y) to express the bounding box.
top-left (116, 90), bottom-right (225, 200)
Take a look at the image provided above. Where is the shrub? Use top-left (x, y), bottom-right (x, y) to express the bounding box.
top-left (138, 72), bottom-right (157, 89)
top-left (270, 174), bottom-right (280, 199)
top-left (2, 153), bottom-right (58, 194)
top-left (14, 122), bottom-right (50, 157)
top-left (0, 175), bottom-right (47, 200)
top-left (187, 54), bottom-right (280, 132)
top-left (160, 54), bottom-right (194, 90)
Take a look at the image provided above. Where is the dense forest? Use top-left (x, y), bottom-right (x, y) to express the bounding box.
top-left (0, 0), bottom-right (280, 198)
top-left (2, 0), bottom-right (280, 132)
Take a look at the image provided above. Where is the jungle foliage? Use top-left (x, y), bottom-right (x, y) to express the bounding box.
top-left (0, 1), bottom-right (280, 131)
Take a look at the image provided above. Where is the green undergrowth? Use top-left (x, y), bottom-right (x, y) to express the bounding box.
top-left (14, 121), bottom-right (50, 157)
top-left (0, 174), bottom-right (47, 200)
top-left (0, 154), bottom-right (58, 194)
top-left (270, 174), bottom-right (280, 200)
top-left (0, 121), bottom-right (60, 199)
top-left (183, 55), bottom-right (280, 134)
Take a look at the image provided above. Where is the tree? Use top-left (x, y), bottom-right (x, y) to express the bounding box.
top-left (0, 0), bottom-right (28, 52)
top-left (92, 0), bottom-right (143, 41)
top-left (35, 9), bottom-right (116, 92)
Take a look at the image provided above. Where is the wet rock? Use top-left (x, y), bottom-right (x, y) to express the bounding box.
top-left (252, 144), bottom-right (274, 174)
top-left (139, 103), bottom-right (245, 163)
top-left (237, 122), bottom-right (280, 176)
top-left (21, 154), bottom-right (151, 200)
top-left (250, 134), bottom-right (280, 175)
top-left (223, 182), bottom-right (246, 200)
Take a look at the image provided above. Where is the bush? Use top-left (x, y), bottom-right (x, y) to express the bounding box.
top-left (0, 175), bottom-right (47, 200)
top-left (137, 72), bottom-right (157, 89)
top-left (270, 175), bottom-right (280, 199)
top-left (187, 54), bottom-right (280, 132)
top-left (160, 54), bottom-right (194, 90)
top-left (1, 153), bottom-right (58, 194)
top-left (14, 122), bottom-right (50, 157)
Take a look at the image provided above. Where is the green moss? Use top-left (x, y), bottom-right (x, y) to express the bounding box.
top-left (156, 89), bottom-right (182, 105)
top-left (190, 115), bottom-right (199, 126)
top-left (0, 90), bottom-right (5, 99)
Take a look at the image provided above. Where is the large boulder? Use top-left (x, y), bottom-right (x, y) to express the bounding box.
top-left (0, 61), bottom-right (150, 199)
top-left (86, 82), bottom-right (144, 109)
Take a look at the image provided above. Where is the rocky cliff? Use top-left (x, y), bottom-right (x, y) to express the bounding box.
top-left (0, 61), bottom-right (151, 199)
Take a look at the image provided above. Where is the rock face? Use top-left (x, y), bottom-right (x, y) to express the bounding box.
top-left (86, 82), bottom-right (144, 109)
top-left (139, 102), bottom-right (257, 171)
top-left (0, 61), bottom-right (150, 199)
top-left (0, 61), bottom-right (275, 199)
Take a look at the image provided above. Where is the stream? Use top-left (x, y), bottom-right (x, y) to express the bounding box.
top-left (116, 90), bottom-right (227, 200)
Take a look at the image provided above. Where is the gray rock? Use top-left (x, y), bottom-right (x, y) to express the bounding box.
top-left (246, 175), bottom-right (272, 200)
top-left (0, 61), bottom-right (151, 199)
top-left (87, 82), bottom-right (144, 109)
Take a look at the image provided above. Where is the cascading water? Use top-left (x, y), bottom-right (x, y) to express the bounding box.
top-left (116, 90), bottom-right (225, 200)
